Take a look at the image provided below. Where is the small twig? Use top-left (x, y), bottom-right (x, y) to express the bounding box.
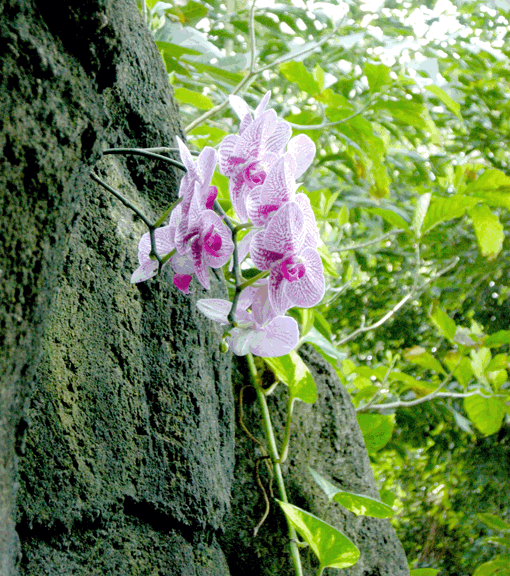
top-left (334, 229), bottom-right (405, 253)
top-left (357, 356), bottom-right (398, 412)
top-left (102, 148), bottom-right (187, 171)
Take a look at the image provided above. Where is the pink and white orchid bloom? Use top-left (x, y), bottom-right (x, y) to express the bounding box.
top-left (176, 190), bottom-right (234, 290)
top-left (196, 291), bottom-right (299, 357)
top-left (218, 103), bottom-right (292, 222)
top-left (250, 201), bottom-right (325, 316)
top-left (176, 136), bottom-right (218, 217)
top-left (131, 225), bottom-right (175, 284)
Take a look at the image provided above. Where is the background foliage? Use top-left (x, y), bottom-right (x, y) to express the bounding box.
top-left (140, 0), bottom-right (510, 573)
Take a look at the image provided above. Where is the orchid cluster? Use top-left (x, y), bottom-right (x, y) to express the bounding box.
top-left (131, 92), bottom-right (325, 357)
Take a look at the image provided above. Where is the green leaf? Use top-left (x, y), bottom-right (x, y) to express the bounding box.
top-left (365, 63), bottom-right (392, 94)
top-left (465, 169), bottom-right (510, 194)
top-left (308, 468), bottom-right (394, 518)
top-left (470, 348), bottom-right (492, 379)
top-left (473, 556), bottom-right (510, 576)
top-left (429, 301), bottom-right (457, 342)
top-left (317, 243), bottom-right (339, 277)
top-left (425, 84), bottom-right (462, 120)
top-left (410, 570), bottom-right (440, 576)
top-left (464, 394), bottom-right (506, 436)
top-left (356, 413), bottom-right (395, 453)
top-left (366, 207), bottom-right (410, 230)
top-left (264, 352), bottom-right (317, 404)
top-left (485, 330), bottom-right (510, 348)
top-left (313, 64), bottom-right (325, 92)
top-left (470, 204), bottom-right (504, 259)
top-left (277, 501), bottom-right (360, 570)
top-left (280, 61), bottom-right (320, 95)
top-left (301, 327), bottom-right (346, 364)
top-left (422, 195), bottom-right (479, 234)
top-left (404, 346), bottom-right (446, 375)
top-left (189, 125), bottom-right (229, 148)
top-left (478, 513), bottom-right (510, 532)
top-left (155, 40), bottom-right (202, 58)
top-left (413, 193), bottom-right (431, 237)
top-left (181, 59), bottom-right (245, 84)
top-left (174, 87), bottom-right (214, 110)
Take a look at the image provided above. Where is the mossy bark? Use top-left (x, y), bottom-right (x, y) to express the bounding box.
top-left (0, 1), bottom-right (409, 574)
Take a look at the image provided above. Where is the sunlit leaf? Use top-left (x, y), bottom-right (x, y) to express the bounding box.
top-left (280, 61), bottom-right (320, 95)
top-left (174, 87), bottom-right (214, 110)
top-left (277, 501), bottom-right (360, 570)
top-left (478, 513), bottom-right (510, 532)
top-left (429, 301), bottom-right (456, 342)
top-left (356, 413), bottom-right (395, 453)
top-left (410, 569), bottom-right (440, 576)
top-left (301, 327), bottom-right (346, 364)
top-left (404, 346), bottom-right (445, 375)
top-left (470, 204), bottom-right (504, 259)
top-left (464, 394), bottom-right (506, 436)
top-left (309, 468), bottom-right (395, 518)
top-left (425, 84), bottom-right (462, 120)
top-left (365, 63), bottom-right (392, 94)
top-left (264, 352), bottom-right (317, 404)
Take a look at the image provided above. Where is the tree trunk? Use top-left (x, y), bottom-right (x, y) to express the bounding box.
top-left (0, 1), bottom-right (409, 574)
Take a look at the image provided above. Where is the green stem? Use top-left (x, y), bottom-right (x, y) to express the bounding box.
top-left (246, 354), bottom-right (303, 576)
top-left (238, 270), bottom-right (269, 291)
top-left (276, 396), bottom-right (295, 464)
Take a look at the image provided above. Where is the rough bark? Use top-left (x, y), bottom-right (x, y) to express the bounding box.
top-left (0, 1), bottom-right (409, 575)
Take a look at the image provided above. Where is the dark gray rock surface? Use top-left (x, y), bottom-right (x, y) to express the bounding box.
top-left (0, 1), bottom-right (409, 574)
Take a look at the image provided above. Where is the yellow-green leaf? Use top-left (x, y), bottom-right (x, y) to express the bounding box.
top-left (470, 204), bottom-right (504, 259)
top-left (277, 501), bottom-right (360, 570)
top-left (426, 84), bottom-right (462, 120)
top-left (174, 87), bottom-right (214, 110)
top-left (464, 394), bottom-right (506, 436)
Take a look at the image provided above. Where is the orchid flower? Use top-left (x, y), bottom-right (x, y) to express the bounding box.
top-left (176, 190), bottom-right (234, 290)
top-left (176, 136), bottom-right (218, 217)
top-left (131, 225), bottom-right (175, 284)
top-left (196, 292), bottom-right (299, 357)
top-left (250, 201), bottom-right (325, 316)
top-left (218, 101), bottom-right (292, 222)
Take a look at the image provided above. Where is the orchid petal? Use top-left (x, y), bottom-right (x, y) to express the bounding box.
top-left (191, 237), bottom-right (209, 290)
top-left (173, 274), bottom-right (193, 294)
top-left (251, 281), bottom-right (278, 326)
top-left (197, 146), bottom-right (217, 186)
top-left (229, 94), bottom-right (251, 120)
top-left (176, 136), bottom-right (198, 178)
top-left (284, 247), bottom-right (325, 309)
top-left (228, 327), bottom-right (259, 356)
top-left (287, 134), bottom-right (316, 178)
top-left (218, 134), bottom-right (242, 176)
top-left (250, 230), bottom-right (284, 270)
top-left (236, 228), bottom-right (258, 266)
top-left (229, 169), bottom-right (249, 223)
top-left (295, 193), bottom-right (320, 249)
top-left (263, 201), bottom-right (305, 255)
top-left (268, 267), bottom-right (292, 316)
top-left (196, 298), bottom-right (231, 323)
top-left (260, 154), bottom-right (297, 207)
top-left (264, 120), bottom-right (292, 156)
top-left (233, 109), bottom-right (277, 160)
top-left (200, 211), bottom-right (234, 268)
top-left (131, 260), bottom-right (159, 284)
top-left (254, 90), bottom-right (271, 118)
top-left (249, 316), bottom-right (299, 357)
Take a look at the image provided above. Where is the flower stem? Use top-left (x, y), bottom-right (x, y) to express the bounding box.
top-left (246, 353), bottom-right (303, 576)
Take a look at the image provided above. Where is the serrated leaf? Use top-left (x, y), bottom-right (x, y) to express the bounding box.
top-left (470, 204), bottom-right (504, 259)
top-left (309, 468), bottom-right (394, 518)
top-left (426, 84), bottom-right (462, 120)
top-left (356, 413), bottom-right (394, 453)
top-left (429, 301), bottom-right (457, 342)
top-left (464, 394), bottom-right (506, 436)
top-left (280, 61), bottom-right (320, 95)
top-left (277, 501), bottom-right (360, 570)
top-left (174, 87), bottom-right (214, 110)
top-left (365, 63), bottom-right (392, 94)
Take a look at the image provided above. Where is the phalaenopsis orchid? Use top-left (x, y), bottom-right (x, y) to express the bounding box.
top-left (131, 92), bottom-right (325, 357)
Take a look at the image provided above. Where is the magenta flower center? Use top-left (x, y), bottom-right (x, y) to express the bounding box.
top-left (243, 162), bottom-right (266, 189)
top-left (204, 225), bottom-right (223, 257)
top-left (280, 256), bottom-right (305, 282)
